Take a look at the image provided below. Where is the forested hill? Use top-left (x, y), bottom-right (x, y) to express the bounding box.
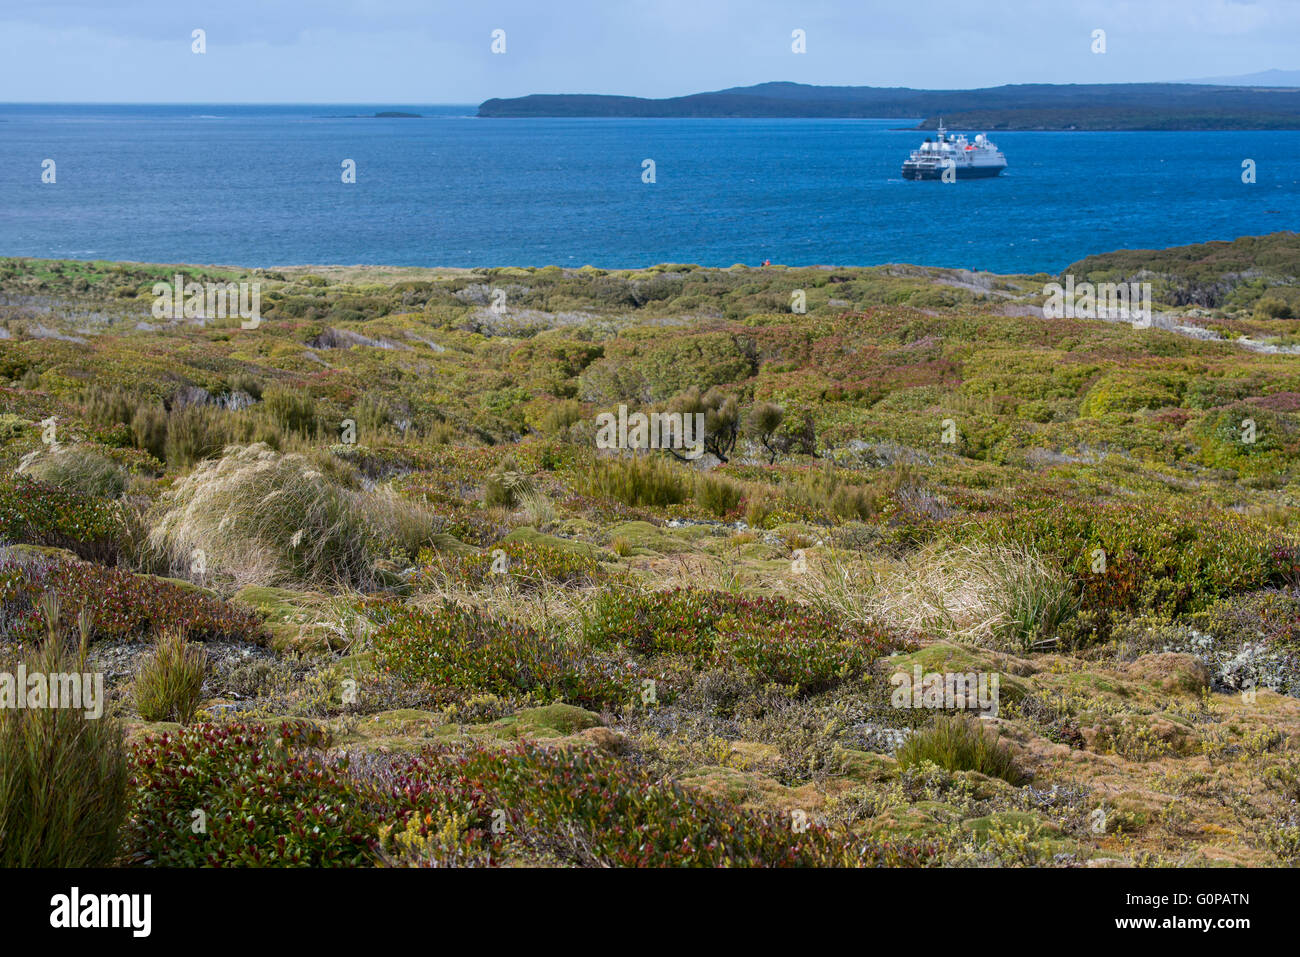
top-left (478, 80), bottom-right (1300, 129)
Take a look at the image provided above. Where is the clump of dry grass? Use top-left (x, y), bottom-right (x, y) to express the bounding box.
top-left (148, 443), bottom-right (435, 589)
top-left (20, 444), bottom-right (129, 499)
top-left (410, 557), bottom-right (593, 636)
top-left (518, 488), bottom-right (557, 529)
top-left (786, 542), bottom-right (1077, 651)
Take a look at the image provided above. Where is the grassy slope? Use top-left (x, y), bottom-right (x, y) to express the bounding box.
top-left (3, 234), bottom-right (1300, 866)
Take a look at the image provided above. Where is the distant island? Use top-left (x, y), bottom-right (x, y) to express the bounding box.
top-left (478, 80), bottom-right (1300, 130)
top-left (1184, 68), bottom-right (1300, 87)
top-left (329, 111), bottom-right (423, 119)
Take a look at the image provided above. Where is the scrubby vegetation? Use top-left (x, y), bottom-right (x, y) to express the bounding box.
top-left (369, 600), bottom-right (636, 709)
top-left (133, 630), bottom-right (209, 723)
top-left (3, 238), bottom-right (1300, 867)
top-left (0, 630), bottom-right (128, 866)
top-left (897, 715), bottom-right (1025, 785)
top-left (125, 722), bottom-right (928, 867)
top-left (149, 443), bottom-right (435, 589)
top-left (0, 552), bottom-right (266, 645)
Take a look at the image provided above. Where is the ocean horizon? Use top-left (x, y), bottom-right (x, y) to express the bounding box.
top-left (2, 103), bottom-right (1297, 273)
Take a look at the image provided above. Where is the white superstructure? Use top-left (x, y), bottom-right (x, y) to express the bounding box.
top-left (901, 120), bottom-right (1007, 180)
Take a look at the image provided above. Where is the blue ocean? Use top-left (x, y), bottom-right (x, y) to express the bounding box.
top-left (0, 103), bottom-right (1296, 272)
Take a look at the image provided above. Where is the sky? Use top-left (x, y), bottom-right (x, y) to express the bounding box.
top-left (0, 0), bottom-right (1297, 103)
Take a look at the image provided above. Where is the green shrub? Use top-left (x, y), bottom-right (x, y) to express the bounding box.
top-left (369, 601), bottom-right (636, 709)
top-left (1191, 402), bottom-right (1294, 477)
top-left (578, 332), bottom-right (755, 406)
top-left (1256, 296), bottom-right (1293, 319)
top-left (125, 722), bottom-right (380, 866)
top-left (1079, 370), bottom-right (1184, 417)
top-left (1183, 376), bottom-right (1257, 410)
top-left (580, 588), bottom-right (905, 693)
top-left (0, 413), bottom-right (27, 442)
top-left (537, 398), bottom-right (583, 435)
top-left (0, 637), bottom-right (129, 866)
top-left (965, 497), bottom-right (1292, 627)
top-left (381, 741), bottom-right (929, 867)
top-left (127, 723), bottom-right (933, 868)
top-left (580, 587), bottom-right (721, 662)
top-left (0, 474), bottom-right (136, 564)
top-left (896, 715), bottom-right (1025, 785)
top-left (134, 631), bottom-right (209, 722)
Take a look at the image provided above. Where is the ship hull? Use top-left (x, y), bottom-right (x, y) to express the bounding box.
top-left (901, 163), bottom-right (1005, 180)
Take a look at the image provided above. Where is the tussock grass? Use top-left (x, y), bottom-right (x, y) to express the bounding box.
top-left (787, 542), bottom-right (1077, 651)
top-left (585, 453), bottom-right (746, 518)
top-left (485, 460), bottom-right (533, 508)
top-left (22, 445), bottom-right (129, 499)
top-left (694, 472), bottom-right (743, 517)
top-left (518, 488), bottom-right (558, 528)
top-left (410, 556), bottom-right (592, 636)
top-left (896, 715), bottom-right (1026, 785)
top-left (0, 630), bottom-right (129, 866)
top-left (134, 630), bottom-right (209, 723)
top-left (585, 454), bottom-right (690, 508)
top-left (148, 443), bottom-right (436, 589)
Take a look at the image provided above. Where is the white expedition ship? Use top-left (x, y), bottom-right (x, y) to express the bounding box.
top-left (901, 121), bottom-right (1007, 180)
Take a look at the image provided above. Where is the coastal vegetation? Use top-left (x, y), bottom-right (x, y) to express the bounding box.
top-left (2, 232), bottom-right (1300, 866)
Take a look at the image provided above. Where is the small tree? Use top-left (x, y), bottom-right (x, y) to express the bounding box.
top-left (746, 402), bottom-right (785, 464)
top-left (670, 388), bottom-right (740, 463)
top-left (778, 410), bottom-right (819, 458)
